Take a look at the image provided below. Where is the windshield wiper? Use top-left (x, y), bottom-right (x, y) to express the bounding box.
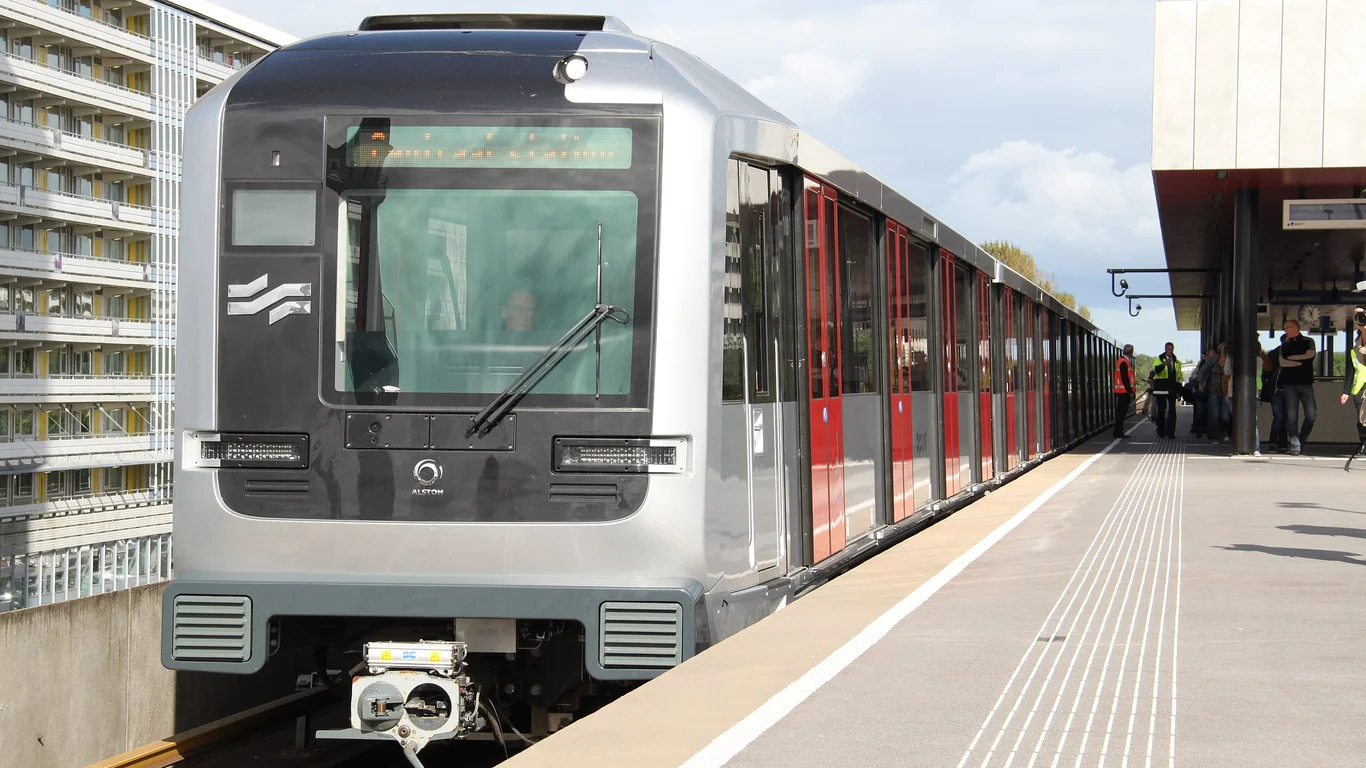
top-left (465, 223), bottom-right (629, 438)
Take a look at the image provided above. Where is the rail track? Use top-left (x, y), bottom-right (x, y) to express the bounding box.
top-left (87, 684), bottom-right (514, 768)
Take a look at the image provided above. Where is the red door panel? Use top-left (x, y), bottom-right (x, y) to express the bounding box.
top-left (977, 273), bottom-right (993, 482)
top-left (887, 223), bottom-right (917, 522)
top-left (803, 182), bottom-right (830, 562)
top-left (803, 180), bottom-right (847, 562)
top-left (823, 191), bottom-right (846, 555)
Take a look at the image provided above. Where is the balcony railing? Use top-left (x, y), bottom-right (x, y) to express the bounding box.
top-left (0, 0), bottom-right (153, 67)
top-left (0, 530), bottom-right (172, 612)
top-left (195, 55), bottom-right (236, 83)
top-left (0, 487), bottom-right (167, 517)
top-left (0, 245), bottom-right (161, 286)
top-left (0, 181), bottom-right (156, 231)
top-left (0, 113), bottom-right (149, 172)
top-left (0, 373), bottom-right (157, 399)
top-left (0, 50), bottom-right (154, 119)
top-left (0, 307), bottom-right (156, 342)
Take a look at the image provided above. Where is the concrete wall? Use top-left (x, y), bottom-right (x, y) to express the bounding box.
top-left (0, 584), bottom-right (175, 768)
top-left (0, 583), bottom-right (304, 768)
top-left (1153, 0), bottom-right (1366, 170)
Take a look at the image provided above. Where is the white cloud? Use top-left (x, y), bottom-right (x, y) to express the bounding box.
top-left (744, 52), bottom-right (873, 114)
top-left (943, 140), bottom-right (1160, 254)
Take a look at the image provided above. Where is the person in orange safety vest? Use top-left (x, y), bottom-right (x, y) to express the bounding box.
top-left (1113, 344), bottom-right (1136, 439)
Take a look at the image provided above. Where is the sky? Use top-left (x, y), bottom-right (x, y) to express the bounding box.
top-left (211, 0), bottom-right (1202, 361)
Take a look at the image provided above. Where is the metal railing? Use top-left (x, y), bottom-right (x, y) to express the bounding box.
top-left (8, 428), bottom-right (169, 443)
top-left (0, 112), bottom-right (148, 156)
top-left (0, 49), bottom-right (151, 99)
top-left (0, 486), bottom-right (167, 515)
top-left (0, 243), bottom-right (154, 275)
top-left (19, 0), bottom-right (152, 41)
top-left (0, 306), bottom-right (146, 323)
top-left (0, 372), bottom-right (152, 380)
top-left (0, 532), bottom-right (172, 612)
top-left (0, 179), bottom-right (156, 219)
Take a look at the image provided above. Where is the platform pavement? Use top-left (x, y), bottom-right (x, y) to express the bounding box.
top-left (506, 417), bottom-right (1366, 767)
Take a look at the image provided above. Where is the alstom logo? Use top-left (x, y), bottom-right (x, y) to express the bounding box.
top-left (227, 274), bottom-right (312, 325)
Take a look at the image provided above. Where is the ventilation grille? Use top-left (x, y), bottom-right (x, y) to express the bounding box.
top-left (549, 483), bottom-right (620, 503)
top-left (599, 602), bottom-right (682, 669)
top-left (172, 595), bottom-right (252, 662)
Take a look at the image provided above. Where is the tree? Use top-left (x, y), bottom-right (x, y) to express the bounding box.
top-left (1133, 353), bottom-right (1154, 393)
top-left (982, 240), bottom-right (1090, 320)
top-left (981, 240), bottom-right (1039, 283)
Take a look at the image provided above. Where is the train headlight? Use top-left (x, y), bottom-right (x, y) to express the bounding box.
top-left (553, 437), bottom-right (688, 474)
top-left (553, 54), bottom-right (589, 84)
top-left (183, 431), bottom-right (309, 470)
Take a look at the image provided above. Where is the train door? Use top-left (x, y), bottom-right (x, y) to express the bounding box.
top-left (838, 206), bottom-right (879, 543)
top-left (887, 221), bottom-right (912, 522)
top-left (1004, 290), bottom-right (1019, 472)
top-left (720, 160), bottom-right (783, 573)
top-left (955, 265), bottom-right (976, 489)
top-left (1024, 299), bottom-right (1036, 459)
top-left (976, 272), bottom-right (993, 482)
top-left (1038, 304), bottom-right (1049, 448)
top-left (938, 250), bottom-right (960, 497)
top-left (744, 163), bottom-right (782, 571)
top-left (803, 178), bottom-right (846, 562)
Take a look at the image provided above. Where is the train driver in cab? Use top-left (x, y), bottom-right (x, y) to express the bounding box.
top-left (501, 288), bottom-right (537, 332)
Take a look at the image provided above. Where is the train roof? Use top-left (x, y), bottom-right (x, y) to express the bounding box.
top-left (250, 15), bottom-right (1110, 343)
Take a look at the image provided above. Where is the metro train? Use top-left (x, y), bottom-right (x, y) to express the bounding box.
top-left (162, 12), bottom-right (1120, 756)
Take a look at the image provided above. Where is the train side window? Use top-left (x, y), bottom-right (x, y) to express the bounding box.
top-left (722, 159), bottom-right (744, 404)
top-left (839, 207), bottom-right (876, 395)
top-left (906, 242), bottom-right (931, 392)
top-left (955, 266), bottom-right (972, 392)
top-left (805, 185), bottom-right (824, 400)
top-left (230, 188), bottom-right (318, 247)
top-left (724, 159), bottom-right (778, 404)
top-left (742, 163), bottom-right (773, 400)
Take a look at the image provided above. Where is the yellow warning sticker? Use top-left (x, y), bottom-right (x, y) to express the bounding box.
top-left (380, 650), bottom-right (392, 661)
top-left (430, 652), bottom-right (441, 662)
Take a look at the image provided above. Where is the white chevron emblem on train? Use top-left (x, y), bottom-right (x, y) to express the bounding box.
top-left (226, 274), bottom-right (312, 325)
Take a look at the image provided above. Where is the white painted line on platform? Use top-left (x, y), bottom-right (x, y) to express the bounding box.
top-left (678, 431), bottom-right (1132, 768)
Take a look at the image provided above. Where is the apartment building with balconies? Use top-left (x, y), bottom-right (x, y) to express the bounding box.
top-left (0, 0), bottom-right (291, 611)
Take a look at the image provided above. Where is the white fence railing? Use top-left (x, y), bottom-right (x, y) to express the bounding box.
top-left (0, 531), bottom-right (172, 612)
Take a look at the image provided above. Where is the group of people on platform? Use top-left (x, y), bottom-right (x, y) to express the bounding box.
top-left (1111, 312), bottom-right (1366, 452)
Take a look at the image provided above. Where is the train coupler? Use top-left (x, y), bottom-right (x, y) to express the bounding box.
top-left (316, 640), bottom-right (479, 762)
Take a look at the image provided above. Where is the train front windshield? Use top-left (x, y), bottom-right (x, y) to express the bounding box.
top-left (322, 119), bottom-right (658, 408)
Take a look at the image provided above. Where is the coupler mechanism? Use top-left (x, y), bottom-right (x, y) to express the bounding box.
top-left (318, 640), bottom-right (480, 764)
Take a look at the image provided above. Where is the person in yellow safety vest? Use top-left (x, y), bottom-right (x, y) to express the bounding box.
top-left (1341, 307), bottom-right (1366, 444)
top-left (1150, 341), bottom-right (1183, 439)
top-left (1113, 344), bottom-right (1135, 439)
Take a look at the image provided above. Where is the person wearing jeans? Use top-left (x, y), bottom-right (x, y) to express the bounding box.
top-left (1191, 347), bottom-right (1218, 438)
top-left (1276, 319), bottom-right (1316, 455)
top-left (1151, 342), bottom-right (1182, 439)
top-left (1204, 344), bottom-right (1229, 441)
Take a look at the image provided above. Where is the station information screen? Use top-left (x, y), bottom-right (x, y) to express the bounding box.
top-left (348, 126), bottom-right (633, 170)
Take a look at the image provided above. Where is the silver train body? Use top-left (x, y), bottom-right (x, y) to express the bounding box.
top-left (163, 14), bottom-right (1118, 718)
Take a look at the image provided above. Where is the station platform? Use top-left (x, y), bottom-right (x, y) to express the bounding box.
top-left (505, 415), bottom-right (1366, 767)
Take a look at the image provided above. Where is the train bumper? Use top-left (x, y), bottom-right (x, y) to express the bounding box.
top-left (161, 575), bottom-right (705, 680)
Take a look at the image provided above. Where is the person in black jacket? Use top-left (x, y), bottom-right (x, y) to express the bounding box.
top-left (1277, 319), bottom-right (1316, 455)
